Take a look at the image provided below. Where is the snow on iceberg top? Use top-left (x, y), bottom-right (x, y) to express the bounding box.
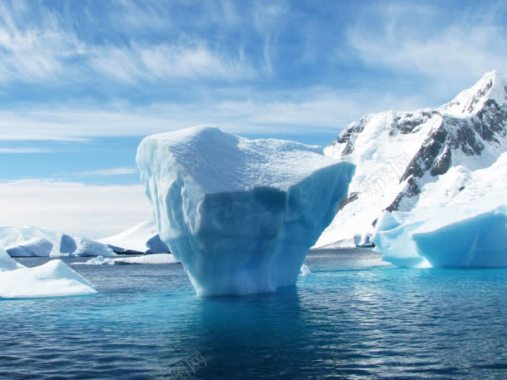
top-left (440, 70), bottom-right (507, 117)
top-left (137, 126), bottom-right (341, 193)
top-left (0, 248), bottom-right (24, 271)
top-left (0, 248), bottom-right (96, 298)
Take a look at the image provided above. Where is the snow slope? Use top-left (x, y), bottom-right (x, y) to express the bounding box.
top-left (0, 227), bottom-right (115, 257)
top-left (316, 70), bottom-right (507, 248)
top-left (137, 127), bottom-right (354, 296)
top-left (0, 249), bottom-right (96, 298)
top-left (100, 220), bottom-right (169, 253)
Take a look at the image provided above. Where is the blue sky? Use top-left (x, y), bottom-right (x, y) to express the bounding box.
top-left (0, 0), bottom-right (506, 236)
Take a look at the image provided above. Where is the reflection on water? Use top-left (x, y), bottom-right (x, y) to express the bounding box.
top-left (1, 250), bottom-right (507, 379)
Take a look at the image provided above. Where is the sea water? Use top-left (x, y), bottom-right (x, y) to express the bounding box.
top-left (1, 250), bottom-right (507, 379)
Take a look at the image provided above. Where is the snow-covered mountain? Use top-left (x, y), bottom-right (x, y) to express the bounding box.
top-left (315, 70), bottom-right (507, 248)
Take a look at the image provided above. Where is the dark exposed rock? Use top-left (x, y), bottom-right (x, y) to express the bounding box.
top-left (431, 146), bottom-right (452, 176)
top-left (335, 119), bottom-right (367, 156)
top-left (394, 110), bottom-right (438, 135)
top-left (386, 177), bottom-right (420, 212)
top-left (337, 191), bottom-right (359, 212)
top-left (387, 99), bottom-right (507, 212)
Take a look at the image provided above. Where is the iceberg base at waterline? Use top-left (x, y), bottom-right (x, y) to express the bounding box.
top-left (0, 249), bottom-right (96, 298)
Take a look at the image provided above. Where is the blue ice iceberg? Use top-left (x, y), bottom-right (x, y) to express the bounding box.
top-left (375, 153), bottom-right (507, 268)
top-left (375, 207), bottom-right (507, 268)
top-left (137, 127), bottom-right (354, 295)
top-left (413, 207), bottom-right (507, 267)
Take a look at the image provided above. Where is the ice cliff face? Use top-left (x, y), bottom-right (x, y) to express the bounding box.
top-left (316, 70), bottom-right (507, 249)
top-left (137, 127), bottom-right (354, 296)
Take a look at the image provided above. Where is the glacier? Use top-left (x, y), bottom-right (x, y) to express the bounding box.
top-left (375, 151), bottom-right (507, 267)
top-left (137, 127), bottom-right (354, 296)
top-left (0, 248), bottom-right (96, 298)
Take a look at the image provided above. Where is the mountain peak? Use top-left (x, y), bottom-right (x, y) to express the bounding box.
top-left (440, 70), bottom-right (507, 117)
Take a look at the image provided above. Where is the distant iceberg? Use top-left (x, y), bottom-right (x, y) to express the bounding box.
top-left (0, 227), bottom-right (115, 257)
top-left (100, 220), bottom-right (170, 254)
top-left (0, 248), bottom-right (96, 298)
top-left (137, 127), bottom-right (354, 296)
top-left (375, 152), bottom-right (507, 267)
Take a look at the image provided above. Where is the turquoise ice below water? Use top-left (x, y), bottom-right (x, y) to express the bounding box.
top-left (1, 250), bottom-right (507, 379)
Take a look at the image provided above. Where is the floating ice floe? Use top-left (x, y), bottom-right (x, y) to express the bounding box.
top-left (0, 248), bottom-right (96, 298)
top-left (79, 253), bottom-right (179, 266)
top-left (137, 127), bottom-right (354, 295)
top-left (300, 264), bottom-right (311, 277)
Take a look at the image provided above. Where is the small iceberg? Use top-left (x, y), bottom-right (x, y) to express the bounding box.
top-left (0, 248), bottom-right (96, 299)
top-left (300, 264), bottom-right (311, 277)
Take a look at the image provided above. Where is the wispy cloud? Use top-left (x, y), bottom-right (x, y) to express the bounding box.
top-left (347, 2), bottom-right (507, 90)
top-left (89, 43), bottom-right (254, 83)
top-left (0, 88), bottom-right (428, 141)
top-left (0, 0), bottom-right (81, 83)
top-left (79, 166), bottom-right (138, 177)
top-left (0, 0), bottom-right (256, 85)
top-left (0, 147), bottom-right (54, 154)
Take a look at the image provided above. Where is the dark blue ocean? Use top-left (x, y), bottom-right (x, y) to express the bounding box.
top-left (2, 249), bottom-right (507, 380)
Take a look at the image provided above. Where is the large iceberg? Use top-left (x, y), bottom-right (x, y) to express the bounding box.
top-left (375, 151), bottom-right (507, 267)
top-left (0, 248), bottom-right (96, 298)
top-left (137, 127), bottom-right (354, 296)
